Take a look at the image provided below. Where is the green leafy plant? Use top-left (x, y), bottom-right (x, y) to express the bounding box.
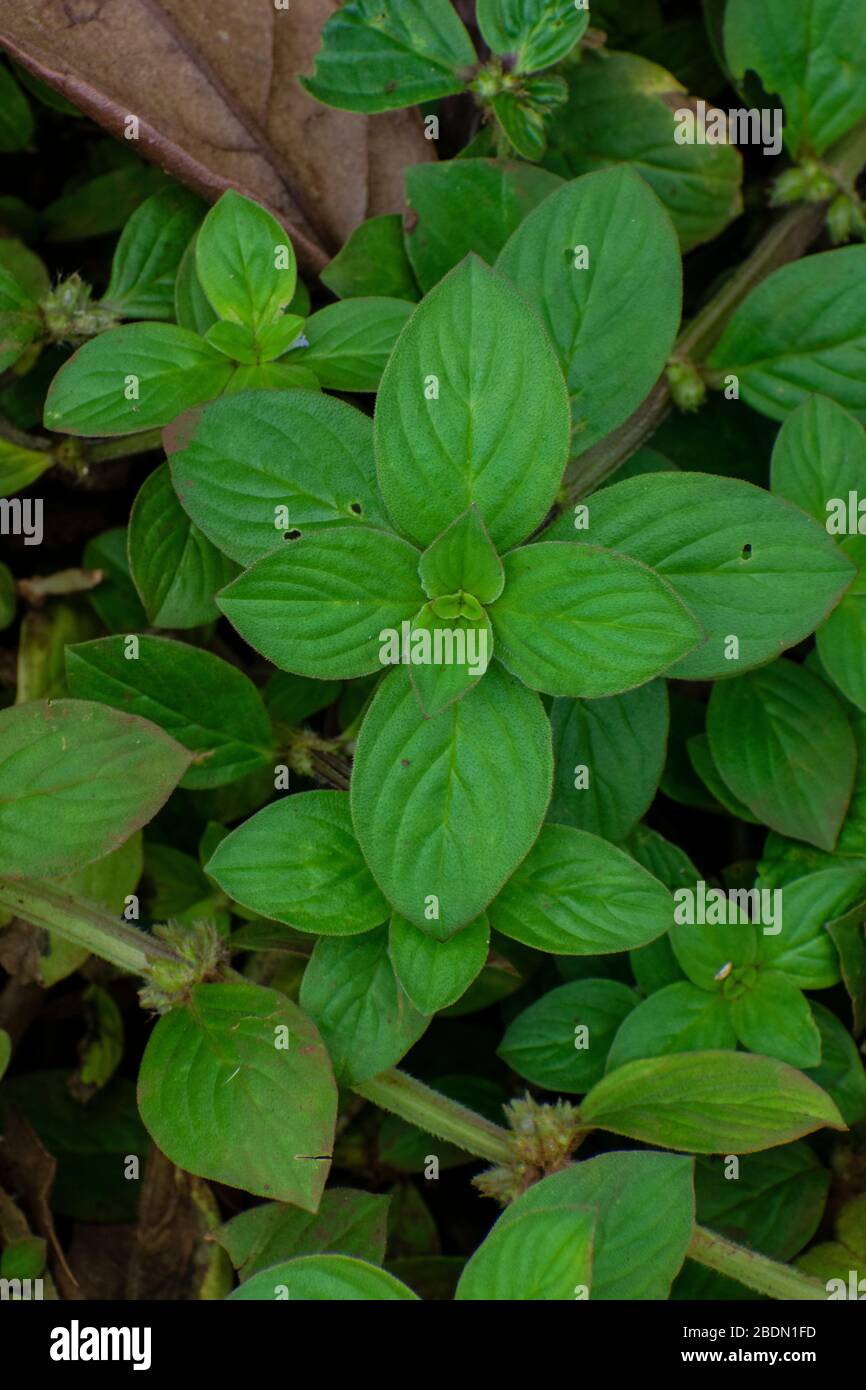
top-left (4, 0), bottom-right (866, 1311)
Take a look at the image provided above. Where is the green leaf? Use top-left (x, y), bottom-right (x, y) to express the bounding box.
top-left (301, 0), bottom-right (476, 113)
top-left (709, 248), bottom-right (866, 423)
top-left (388, 913), bottom-right (490, 1013)
top-left (174, 232), bottom-right (218, 335)
top-left (494, 1150), bottom-right (694, 1299)
top-left (581, 1050), bottom-right (846, 1153)
top-left (218, 526), bottom-right (423, 679)
top-left (166, 388), bottom-right (388, 568)
top-left (404, 159), bottom-right (562, 292)
top-left (694, 1143), bottom-right (829, 1261)
top-left (218, 1190), bottom-right (389, 1280)
top-left (707, 660), bottom-right (856, 851)
top-left (548, 683), bottom-right (668, 843)
top-left (408, 604), bottom-right (492, 717)
top-left (477, 0), bottom-right (589, 73)
top-left (730, 970), bottom-right (822, 1069)
top-left (204, 320), bottom-right (259, 365)
top-left (0, 63), bottom-right (34, 152)
top-left (549, 472), bottom-right (855, 679)
top-left (804, 1001), bottom-right (866, 1125)
top-left (138, 982), bottom-right (336, 1208)
top-left (65, 635), bottom-right (274, 790)
top-left (757, 866), bottom-right (866, 988)
top-left (492, 542), bottom-right (702, 697)
top-left (299, 926), bottom-right (429, 1084)
top-left (687, 733), bottom-right (761, 822)
top-left (228, 1253), bottom-right (418, 1300)
top-left (128, 463), bottom-right (238, 628)
top-left (543, 51), bottom-right (742, 252)
top-left (419, 506), bottom-right (505, 605)
top-left (0, 264), bottom-right (41, 373)
top-left (0, 436), bottom-right (52, 499)
top-left (264, 671), bottom-right (341, 729)
top-left (292, 298), bottom-right (413, 391)
top-left (82, 528), bottom-right (148, 633)
top-left (42, 166), bottom-right (169, 242)
top-left (724, 0), bottom-right (866, 156)
top-left (351, 664), bottom-right (552, 936)
top-left (499, 979), bottom-right (638, 1092)
top-left (0, 699), bottom-right (191, 878)
top-left (103, 187), bottom-right (204, 320)
top-left (826, 897), bottom-right (866, 1036)
top-left (771, 394), bottom-right (866, 525)
top-left (206, 790), bottom-right (389, 936)
top-left (321, 214), bottom-right (419, 301)
top-left (488, 822), bottom-right (674, 954)
top-left (195, 190), bottom-right (296, 331)
top-left (375, 255), bottom-right (571, 551)
top-left (496, 166), bottom-right (681, 455)
top-left (0, 239), bottom-right (49, 301)
top-left (43, 324), bottom-right (233, 436)
top-left (457, 1205), bottom-right (595, 1300)
top-left (606, 981), bottom-right (736, 1070)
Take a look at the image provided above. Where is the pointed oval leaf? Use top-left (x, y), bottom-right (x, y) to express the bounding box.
top-left (206, 790), bottom-right (388, 935)
top-left (228, 1253), bottom-right (418, 1300)
top-left (477, 0), bottom-right (589, 74)
top-left (388, 913), bottom-right (490, 1013)
top-left (581, 1050), bottom-right (846, 1153)
top-left (196, 190), bottom-right (297, 331)
top-left (138, 982), bottom-right (336, 1209)
top-left (456, 1205), bottom-right (595, 1301)
top-left (418, 506), bottom-right (505, 604)
top-left (499, 979), bottom-right (638, 1093)
top-left (292, 297), bottom-right (414, 391)
top-left (351, 663), bottom-right (552, 935)
top-left (375, 256), bottom-right (571, 551)
top-left (605, 982), bottom-right (737, 1072)
top-left (488, 822), bottom-right (674, 955)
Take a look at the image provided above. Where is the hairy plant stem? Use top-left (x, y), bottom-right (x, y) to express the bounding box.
top-left (85, 429), bottom-right (165, 464)
top-left (557, 115), bottom-right (866, 507)
top-left (0, 878), bottom-right (830, 1300)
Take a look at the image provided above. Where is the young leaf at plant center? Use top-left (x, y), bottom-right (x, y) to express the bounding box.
top-left (301, 0), bottom-right (477, 113)
top-left (321, 215), bottom-right (420, 302)
top-left (138, 983), bottom-right (336, 1209)
top-left (299, 926), bottom-right (429, 1084)
top-left (65, 635), bottom-right (275, 790)
top-left (228, 1254), bottom-right (418, 1300)
top-left (493, 1151), bottom-right (694, 1299)
top-left (103, 186), bottom-right (205, 321)
top-left (580, 1050), bottom-right (845, 1154)
top-left (724, 0), bottom-right (866, 157)
top-left (491, 541), bottom-right (702, 697)
top-left (218, 526), bottom-right (423, 680)
top-left (388, 913), bottom-right (490, 1013)
top-left (707, 660), bottom-right (856, 852)
top-left (418, 506), bottom-right (505, 606)
top-left (804, 1001), bottom-right (866, 1125)
top-left (477, 0), bottom-right (589, 74)
top-left (206, 791), bottom-right (389, 936)
top-left (404, 159), bottom-right (562, 293)
top-left (351, 663), bottom-right (552, 936)
top-left (543, 51), bottom-right (742, 253)
top-left (218, 1190), bottom-right (389, 1280)
top-left (82, 529), bottom-right (147, 633)
top-left (708, 248), bottom-right (866, 423)
top-left (195, 190), bottom-right (296, 333)
top-left (694, 1144), bottom-right (829, 1262)
top-left (499, 979), bottom-right (638, 1093)
top-left (547, 472), bottom-right (855, 680)
top-left (0, 700), bottom-right (190, 878)
top-left (166, 388), bottom-right (388, 568)
top-left (496, 167), bottom-right (681, 455)
top-left (487, 822), bottom-right (674, 954)
top-left (375, 255), bottom-right (571, 552)
top-left (408, 603), bottom-right (492, 717)
top-left (548, 682), bottom-right (668, 843)
top-left (729, 970), bottom-right (822, 1070)
top-left (43, 323), bottom-right (234, 436)
top-left (128, 464), bottom-right (238, 628)
top-left (292, 298), bottom-right (413, 391)
top-left (605, 982), bottom-right (736, 1071)
top-left (456, 1205), bottom-right (595, 1301)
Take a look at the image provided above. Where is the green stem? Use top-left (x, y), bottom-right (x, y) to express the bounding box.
top-left (0, 877), bottom-right (178, 975)
top-left (687, 1226), bottom-right (828, 1301)
top-left (0, 878), bottom-right (832, 1301)
top-left (352, 1069), bottom-right (514, 1166)
top-left (86, 428), bottom-right (164, 464)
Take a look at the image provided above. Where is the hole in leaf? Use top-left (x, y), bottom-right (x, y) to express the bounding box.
top-left (741, 543), bottom-right (752, 559)
top-left (349, 502), bottom-right (363, 516)
top-left (284, 529), bottom-right (301, 541)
